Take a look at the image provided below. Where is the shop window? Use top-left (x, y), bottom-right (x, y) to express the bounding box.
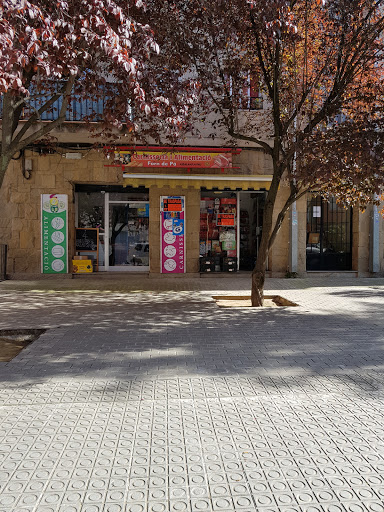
top-left (77, 192), bottom-right (105, 229)
top-left (75, 186), bottom-right (149, 270)
top-left (200, 192), bottom-right (237, 272)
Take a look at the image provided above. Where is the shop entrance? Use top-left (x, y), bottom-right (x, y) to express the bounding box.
top-left (199, 190), bottom-right (266, 272)
top-left (306, 195), bottom-right (352, 271)
top-left (108, 201), bottom-right (149, 270)
top-left (76, 185), bottom-right (149, 271)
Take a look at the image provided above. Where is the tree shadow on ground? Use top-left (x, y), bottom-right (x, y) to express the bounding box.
top-left (0, 282), bottom-right (383, 400)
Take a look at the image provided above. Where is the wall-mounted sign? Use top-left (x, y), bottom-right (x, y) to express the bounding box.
top-left (117, 151), bottom-right (233, 169)
top-left (160, 196), bottom-right (185, 273)
top-left (163, 197), bottom-right (183, 212)
top-left (41, 194), bottom-right (68, 273)
top-left (217, 213), bottom-right (235, 226)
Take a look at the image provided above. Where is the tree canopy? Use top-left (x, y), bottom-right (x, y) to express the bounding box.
top-left (153, 0), bottom-right (384, 207)
top-left (0, 0), bottom-right (196, 186)
top-left (146, 0), bottom-right (384, 304)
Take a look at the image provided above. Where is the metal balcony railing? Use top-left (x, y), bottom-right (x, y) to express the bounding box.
top-left (1, 84), bottom-right (132, 123)
top-left (23, 83), bottom-right (120, 122)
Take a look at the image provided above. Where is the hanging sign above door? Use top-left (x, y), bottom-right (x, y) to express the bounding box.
top-left (160, 196), bottom-right (185, 273)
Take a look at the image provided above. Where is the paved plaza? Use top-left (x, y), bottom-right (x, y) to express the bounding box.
top-left (0, 275), bottom-right (384, 512)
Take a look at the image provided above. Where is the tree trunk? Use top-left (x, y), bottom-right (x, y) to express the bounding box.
top-left (251, 169), bottom-right (281, 306)
top-left (251, 268), bottom-right (265, 306)
top-left (0, 154), bottom-right (11, 189)
top-left (1, 92), bottom-right (15, 189)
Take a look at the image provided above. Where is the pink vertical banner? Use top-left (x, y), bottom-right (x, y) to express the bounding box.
top-left (160, 196), bottom-right (185, 273)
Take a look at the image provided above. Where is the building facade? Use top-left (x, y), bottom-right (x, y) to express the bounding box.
top-left (1, 127), bottom-right (383, 278)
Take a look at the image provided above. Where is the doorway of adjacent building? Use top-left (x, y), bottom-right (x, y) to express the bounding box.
top-left (306, 195), bottom-right (352, 271)
top-left (239, 191), bottom-right (266, 271)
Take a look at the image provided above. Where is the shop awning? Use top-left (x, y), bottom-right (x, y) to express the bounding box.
top-left (122, 173), bottom-right (272, 190)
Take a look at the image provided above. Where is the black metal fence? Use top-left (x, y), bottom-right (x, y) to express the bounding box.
top-left (306, 195), bottom-right (353, 271)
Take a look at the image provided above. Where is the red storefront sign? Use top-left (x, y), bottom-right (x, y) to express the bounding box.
top-left (117, 151), bottom-right (233, 169)
top-left (217, 213), bottom-right (235, 226)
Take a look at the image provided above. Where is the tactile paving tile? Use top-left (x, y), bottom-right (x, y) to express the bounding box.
top-left (0, 377), bottom-right (384, 511)
top-left (1, 279), bottom-right (384, 510)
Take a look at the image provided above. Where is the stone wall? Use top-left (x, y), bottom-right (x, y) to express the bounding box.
top-left (0, 150), bottom-right (122, 276)
top-left (355, 204), bottom-right (384, 276)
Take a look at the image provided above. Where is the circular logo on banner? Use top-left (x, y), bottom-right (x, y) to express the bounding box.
top-left (51, 217), bottom-right (64, 230)
top-left (164, 259), bottom-right (176, 271)
top-left (164, 245), bottom-right (176, 258)
top-left (51, 231), bottom-right (64, 244)
top-left (163, 218), bottom-right (173, 231)
top-left (51, 259), bottom-right (65, 272)
top-left (163, 232), bottom-right (176, 244)
top-left (52, 245), bottom-right (65, 258)
top-left (173, 224), bottom-right (183, 235)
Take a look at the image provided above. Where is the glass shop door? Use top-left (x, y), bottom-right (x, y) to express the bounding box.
top-left (106, 201), bottom-right (149, 271)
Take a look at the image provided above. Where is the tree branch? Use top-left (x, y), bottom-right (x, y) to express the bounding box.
top-left (268, 186), bottom-right (308, 251)
top-left (12, 90), bottom-right (64, 147)
top-left (10, 75), bottom-right (76, 155)
top-left (227, 129), bottom-right (273, 155)
top-left (249, 13), bottom-right (274, 100)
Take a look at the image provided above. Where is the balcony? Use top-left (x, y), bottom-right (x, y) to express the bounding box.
top-left (0, 84), bottom-right (131, 123)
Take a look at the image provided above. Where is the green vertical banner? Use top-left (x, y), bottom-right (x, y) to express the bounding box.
top-left (41, 194), bottom-right (68, 273)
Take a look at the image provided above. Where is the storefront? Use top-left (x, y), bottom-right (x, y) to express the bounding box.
top-left (199, 190), bottom-right (266, 272)
top-left (75, 183), bottom-right (269, 274)
top-left (1, 145), bottom-right (382, 279)
top-left (74, 144), bottom-right (272, 274)
top-left (95, 146), bottom-right (273, 274)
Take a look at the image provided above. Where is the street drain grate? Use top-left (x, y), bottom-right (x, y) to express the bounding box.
top-left (0, 329), bottom-right (46, 362)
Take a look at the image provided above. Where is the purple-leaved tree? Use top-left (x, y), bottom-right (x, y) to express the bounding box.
top-left (0, 0), bottom-right (196, 187)
top-left (147, 0), bottom-right (384, 305)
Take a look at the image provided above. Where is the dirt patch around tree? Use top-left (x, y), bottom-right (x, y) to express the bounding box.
top-left (213, 295), bottom-right (299, 308)
top-left (0, 329), bottom-right (46, 362)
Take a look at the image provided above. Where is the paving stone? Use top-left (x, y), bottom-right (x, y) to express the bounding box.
top-left (1, 277), bottom-right (384, 511)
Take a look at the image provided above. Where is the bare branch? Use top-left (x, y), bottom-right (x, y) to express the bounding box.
top-left (249, 12), bottom-right (274, 100)
top-left (12, 90), bottom-right (64, 147)
top-left (11, 75), bottom-right (76, 154)
top-left (268, 186), bottom-right (308, 251)
top-left (228, 129), bottom-right (273, 155)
